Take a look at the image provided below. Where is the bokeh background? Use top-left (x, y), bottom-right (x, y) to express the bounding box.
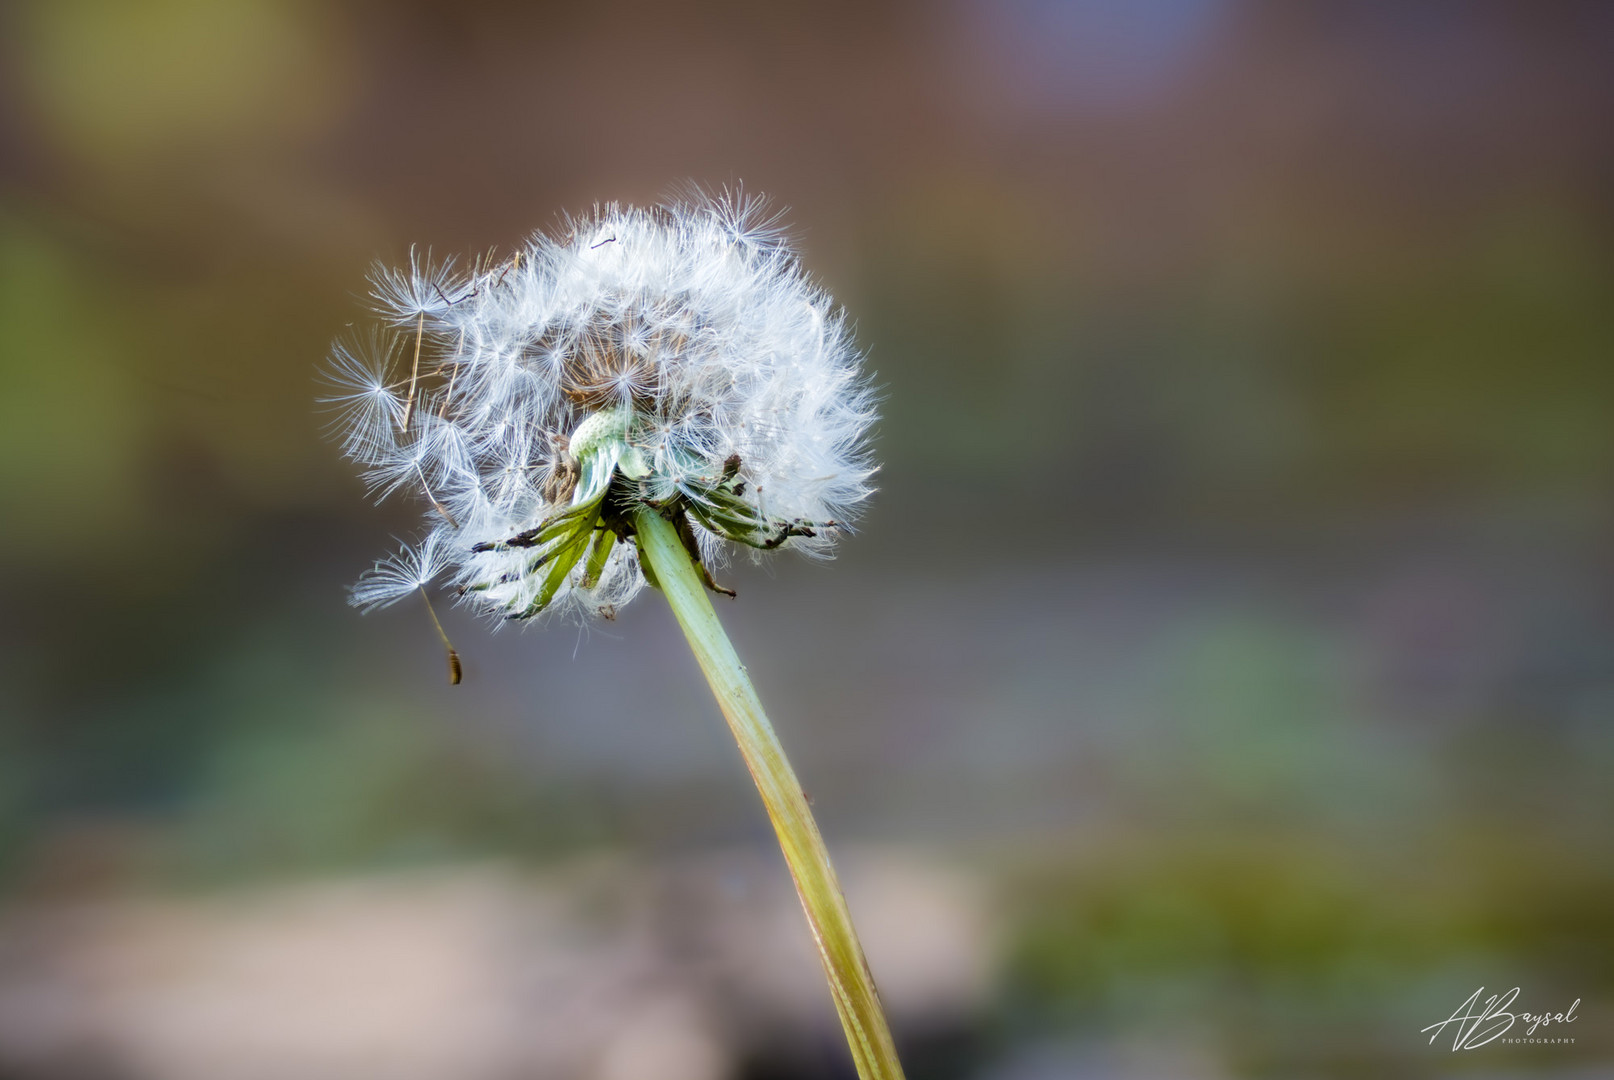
top-left (1, 2), bottom-right (1611, 1077)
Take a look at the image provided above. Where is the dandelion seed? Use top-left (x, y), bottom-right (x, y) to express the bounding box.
top-left (419, 589), bottom-right (462, 685)
top-left (400, 310), bottom-right (425, 433)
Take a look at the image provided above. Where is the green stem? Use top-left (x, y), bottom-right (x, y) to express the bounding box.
top-left (634, 508), bottom-right (906, 1080)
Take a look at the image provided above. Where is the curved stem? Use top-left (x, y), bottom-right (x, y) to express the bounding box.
top-left (634, 509), bottom-right (906, 1080)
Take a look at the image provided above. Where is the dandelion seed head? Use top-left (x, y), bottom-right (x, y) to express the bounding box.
top-left (325, 189), bottom-right (877, 622)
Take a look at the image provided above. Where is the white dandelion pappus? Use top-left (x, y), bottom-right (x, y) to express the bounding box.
top-left (348, 530), bottom-right (454, 611)
top-left (325, 190), bottom-right (878, 625)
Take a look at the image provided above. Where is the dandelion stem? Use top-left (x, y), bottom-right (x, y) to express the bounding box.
top-left (635, 509), bottom-right (905, 1080)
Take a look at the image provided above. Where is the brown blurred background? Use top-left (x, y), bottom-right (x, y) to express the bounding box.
top-left (1, 2), bottom-right (1612, 1077)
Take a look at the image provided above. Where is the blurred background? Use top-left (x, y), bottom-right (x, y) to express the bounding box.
top-left (1, 1), bottom-right (1611, 1077)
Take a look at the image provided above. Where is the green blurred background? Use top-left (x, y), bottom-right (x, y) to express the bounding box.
top-left (0, 2), bottom-right (1610, 1077)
